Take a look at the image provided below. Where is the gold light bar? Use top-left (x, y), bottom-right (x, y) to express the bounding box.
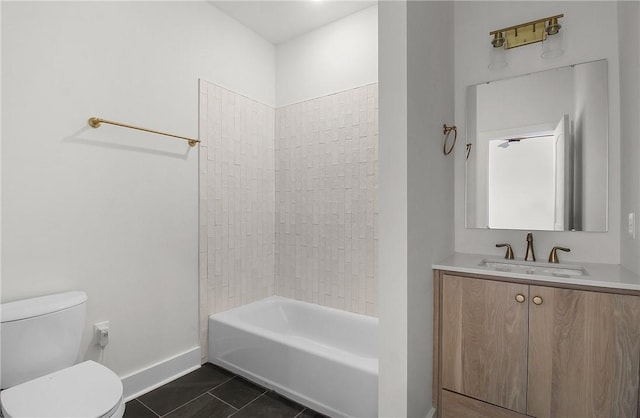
top-left (490, 14), bottom-right (564, 50)
top-left (88, 117), bottom-right (200, 147)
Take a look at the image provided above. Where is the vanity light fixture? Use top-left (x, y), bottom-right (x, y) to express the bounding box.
top-left (490, 14), bottom-right (564, 50)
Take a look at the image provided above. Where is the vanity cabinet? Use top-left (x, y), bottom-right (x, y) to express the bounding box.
top-left (434, 272), bottom-right (640, 418)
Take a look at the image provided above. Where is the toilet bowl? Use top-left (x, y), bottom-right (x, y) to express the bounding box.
top-left (0, 291), bottom-right (125, 418)
top-left (1, 361), bottom-right (125, 418)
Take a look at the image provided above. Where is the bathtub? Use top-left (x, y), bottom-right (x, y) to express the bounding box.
top-left (208, 296), bottom-right (378, 418)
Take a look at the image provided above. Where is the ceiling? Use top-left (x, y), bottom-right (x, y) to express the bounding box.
top-left (211, 1), bottom-right (376, 45)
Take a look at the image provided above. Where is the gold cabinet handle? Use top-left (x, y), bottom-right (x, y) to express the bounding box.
top-left (532, 296), bottom-right (543, 305)
top-left (515, 294), bottom-right (526, 303)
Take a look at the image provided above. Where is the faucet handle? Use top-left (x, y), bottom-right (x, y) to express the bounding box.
top-left (496, 243), bottom-right (515, 260)
top-left (548, 246), bottom-right (570, 263)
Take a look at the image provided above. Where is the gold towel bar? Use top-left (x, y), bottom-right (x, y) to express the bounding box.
top-left (88, 117), bottom-right (200, 147)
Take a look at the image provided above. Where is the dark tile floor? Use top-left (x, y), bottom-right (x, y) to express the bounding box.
top-left (123, 363), bottom-right (329, 418)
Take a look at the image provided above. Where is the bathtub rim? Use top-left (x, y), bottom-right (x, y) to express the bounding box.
top-left (208, 296), bottom-right (379, 374)
top-left (210, 295), bottom-right (378, 325)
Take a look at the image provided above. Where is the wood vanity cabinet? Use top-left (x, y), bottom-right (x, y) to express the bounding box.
top-left (433, 271), bottom-right (640, 418)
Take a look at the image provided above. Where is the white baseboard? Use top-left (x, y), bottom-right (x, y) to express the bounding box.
top-left (426, 407), bottom-right (436, 418)
top-left (121, 346), bottom-right (201, 401)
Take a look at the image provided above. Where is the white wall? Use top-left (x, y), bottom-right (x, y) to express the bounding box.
top-left (1, 0), bottom-right (275, 382)
top-left (406, 2), bottom-right (455, 417)
top-left (454, 1), bottom-right (621, 264)
top-left (378, 1), bottom-right (455, 416)
top-left (475, 68), bottom-right (574, 134)
top-left (378, 1), bottom-right (408, 415)
top-left (276, 5), bottom-right (378, 107)
top-left (618, 1), bottom-right (640, 274)
top-left (574, 61), bottom-right (609, 231)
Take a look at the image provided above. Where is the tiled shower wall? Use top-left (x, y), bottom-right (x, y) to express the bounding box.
top-left (274, 84), bottom-right (379, 315)
top-left (199, 81), bottom-right (378, 360)
top-left (198, 81), bottom-right (275, 361)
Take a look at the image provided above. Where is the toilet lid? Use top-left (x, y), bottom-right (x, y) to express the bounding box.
top-left (1, 360), bottom-right (123, 418)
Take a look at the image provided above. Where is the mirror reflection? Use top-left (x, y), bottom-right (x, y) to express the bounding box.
top-left (465, 59), bottom-right (608, 232)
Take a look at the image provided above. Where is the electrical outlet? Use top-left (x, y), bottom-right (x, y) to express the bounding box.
top-left (94, 321), bottom-right (110, 348)
top-left (629, 212), bottom-right (636, 240)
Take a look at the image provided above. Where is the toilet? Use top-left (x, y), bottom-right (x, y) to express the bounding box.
top-left (0, 291), bottom-right (125, 418)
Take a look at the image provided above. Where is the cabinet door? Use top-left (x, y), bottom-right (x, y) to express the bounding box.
top-left (528, 286), bottom-right (640, 418)
top-left (441, 275), bottom-right (529, 414)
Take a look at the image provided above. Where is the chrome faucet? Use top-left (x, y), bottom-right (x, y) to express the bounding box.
top-left (525, 233), bottom-right (536, 261)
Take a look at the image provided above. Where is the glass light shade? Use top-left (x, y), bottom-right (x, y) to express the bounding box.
top-left (488, 45), bottom-right (508, 70)
top-left (541, 31), bottom-right (564, 59)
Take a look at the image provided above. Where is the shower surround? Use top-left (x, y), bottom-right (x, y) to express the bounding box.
top-left (199, 81), bottom-right (378, 360)
top-left (275, 85), bottom-right (378, 315)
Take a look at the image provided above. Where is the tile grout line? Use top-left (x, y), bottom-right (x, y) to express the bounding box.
top-left (294, 408), bottom-right (308, 418)
top-left (210, 374), bottom-right (237, 391)
top-left (136, 368), bottom-right (236, 417)
top-left (208, 381), bottom-right (268, 409)
top-left (156, 376), bottom-right (237, 417)
top-left (206, 391), bottom-right (241, 411)
top-left (139, 372), bottom-right (233, 417)
top-left (228, 392), bottom-right (268, 417)
top-left (159, 392), bottom-right (215, 417)
top-left (131, 366), bottom-right (325, 418)
top-left (134, 398), bottom-right (162, 418)
top-left (207, 373), bottom-right (268, 414)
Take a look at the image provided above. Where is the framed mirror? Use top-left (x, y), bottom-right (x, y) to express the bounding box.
top-left (465, 59), bottom-right (608, 232)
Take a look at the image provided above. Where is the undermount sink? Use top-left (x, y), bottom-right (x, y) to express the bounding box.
top-left (480, 258), bottom-right (588, 278)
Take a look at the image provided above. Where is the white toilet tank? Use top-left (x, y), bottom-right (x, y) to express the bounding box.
top-left (0, 291), bottom-right (88, 389)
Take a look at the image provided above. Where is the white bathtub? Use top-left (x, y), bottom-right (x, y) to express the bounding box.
top-left (208, 296), bottom-right (378, 418)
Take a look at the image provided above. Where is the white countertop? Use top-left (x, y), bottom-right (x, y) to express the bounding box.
top-left (433, 253), bottom-right (640, 291)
